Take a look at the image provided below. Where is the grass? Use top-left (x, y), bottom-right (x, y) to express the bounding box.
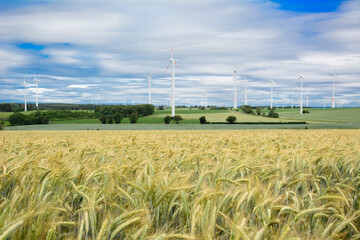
top-left (278, 108), bottom-right (360, 123)
top-left (5, 122), bottom-right (360, 130)
top-left (0, 130), bottom-right (359, 239)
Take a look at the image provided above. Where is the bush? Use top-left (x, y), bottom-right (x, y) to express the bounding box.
top-left (302, 110), bottom-right (310, 114)
top-left (240, 105), bottom-right (254, 114)
top-left (0, 121), bottom-right (4, 131)
top-left (113, 113), bottom-right (123, 124)
top-left (256, 107), bottom-right (262, 115)
top-left (226, 116), bottom-right (236, 124)
top-left (173, 115), bottom-right (183, 124)
top-left (164, 116), bottom-right (171, 124)
top-left (268, 108), bottom-right (279, 118)
top-left (129, 112), bottom-right (138, 124)
top-left (199, 116), bottom-right (207, 124)
top-left (9, 112), bottom-right (27, 125)
top-left (99, 116), bottom-right (107, 124)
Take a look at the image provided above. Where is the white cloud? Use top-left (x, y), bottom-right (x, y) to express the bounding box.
top-left (0, 0), bottom-right (359, 106)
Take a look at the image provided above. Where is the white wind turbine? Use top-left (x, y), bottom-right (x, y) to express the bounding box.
top-left (270, 79), bottom-right (275, 109)
top-left (291, 90), bottom-right (294, 109)
top-left (144, 72), bottom-right (153, 104)
top-left (306, 95), bottom-right (309, 107)
top-left (23, 77), bottom-right (27, 111)
top-left (34, 73), bottom-right (40, 110)
top-left (244, 73), bottom-right (248, 105)
top-left (233, 68), bottom-right (238, 109)
top-left (330, 67), bottom-right (336, 108)
top-left (165, 46), bottom-right (178, 117)
top-left (299, 75), bottom-right (304, 114)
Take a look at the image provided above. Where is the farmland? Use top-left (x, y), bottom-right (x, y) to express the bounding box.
top-left (0, 130), bottom-right (359, 239)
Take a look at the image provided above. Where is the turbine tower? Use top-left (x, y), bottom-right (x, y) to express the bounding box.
top-left (330, 67), bottom-right (336, 108)
top-left (291, 90), bottom-right (294, 109)
top-left (244, 73), bottom-right (248, 105)
top-left (23, 77), bottom-right (27, 111)
top-left (144, 72), bottom-right (152, 104)
top-left (306, 95), bottom-right (309, 107)
top-left (270, 79), bottom-right (274, 109)
top-left (34, 73), bottom-right (40, 110)
top-left (166, 46), bottom-right (178, 117)
top-left (233, 68), bottom-right (237, 109)
top-left (299, 75), bottom-right (303, 114)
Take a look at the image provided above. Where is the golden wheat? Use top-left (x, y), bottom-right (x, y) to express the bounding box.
top-left (0, 130), bottom-right (359, 239)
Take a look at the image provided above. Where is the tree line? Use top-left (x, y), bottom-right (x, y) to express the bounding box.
top-left (96, 104), bottom-right (154, 124)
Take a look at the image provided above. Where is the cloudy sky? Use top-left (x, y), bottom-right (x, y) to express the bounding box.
top-left (0, 0), bottom-right (359, 107)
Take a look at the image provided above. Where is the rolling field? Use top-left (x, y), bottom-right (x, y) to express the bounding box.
top-left (0, 130), bottom-right (359, 239)
top-left (278, 108), bottom-right (360, 123)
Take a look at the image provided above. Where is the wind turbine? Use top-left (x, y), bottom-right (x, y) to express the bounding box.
top-left (306, 95), bottom-right (309, 108)
top-left (323, 97), bottom-right (326, 109)
top-left (244, 73), bottom-right (248, 105)
top-left (165, 46), bottom-right (178, 117)
top-left (299, 75), bottom-right (303, 114)
top-left (34, 73), bottom-right (40, 110)
top-left (233, 68), bottom-right (238, 109)
top-left (144, 72), bottom-right (153, 104)
top-left (330, 67), bottom-right (336, 108)
top-left (270, 79), bottom-right (275, 109)
top-left (282, 96), bottom-right (284, 108)
top-left (23, 77), bottom-right (27, 111)
top-left (291, 90), bottom-right (294, 109)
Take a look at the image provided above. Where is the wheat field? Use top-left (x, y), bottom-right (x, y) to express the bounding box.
top-left (0, 130), bottom-right (359, 239)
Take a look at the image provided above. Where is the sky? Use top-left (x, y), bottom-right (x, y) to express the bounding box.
top-left (0, 0), bottom-right (359, 107)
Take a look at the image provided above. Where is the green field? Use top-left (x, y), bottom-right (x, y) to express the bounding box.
top-left (277, 108), bottom-right (360, 123)
top-left (3, 108), bottom-right (360, 130)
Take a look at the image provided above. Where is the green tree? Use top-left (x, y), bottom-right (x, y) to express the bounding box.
top-left (113, 113), bottom-right (123, 124)
top-left (268, 108), bottom-right (279, 118)
top-left (164, 116), bottom-right (171, 124)
top-left (0, 121), bottom-right (4, 130)
top-left (256, 107), bottom-right (262, 115)
top-left (226, 116), bottom-right (236, 124)
top-left (199, 116), bottom-right (207, 124)
top-left (99, 116), bottom-right (107, 124)
top-left (129, 112), bottom-right (138, 124)
top-left (9, 112), bottom-right (27, 125)
top-left (173, 115), bottom-right (183, 124)
top-left (107, 115), bottom-right (114, 124)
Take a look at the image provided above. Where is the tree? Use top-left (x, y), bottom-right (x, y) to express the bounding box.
top-left (113, 113), bottom-right (123, 124)
top-left (268, 108), bottom-right (279, 118)
top-left (99, 116), bottom-right (107, 124)
top-left (226, 116), bottom-right (237, 124)
top-left (9, 112), bottom-right (27, 125)
top-left (172, 115), bottom-right (183, 124)
top-left (0, 103), bottom-right (13, 112)
top-left (0, 121), bottom-right (4, 131)
top-left (199, 116), bottom-right (207, 124)
top-left (164, 116), bottom-right (171, 124)
top-left (107, 115), bottom-right (114, 124)
top-left (129, 112), bottom-right (138, 123)
top-left (240, 105), bottom-right (254, 114)
top-left (256, 107), bottom-right (262, 115)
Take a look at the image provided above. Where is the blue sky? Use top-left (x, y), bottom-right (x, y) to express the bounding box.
top-left (0, 0), bottom-right (359, 107)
